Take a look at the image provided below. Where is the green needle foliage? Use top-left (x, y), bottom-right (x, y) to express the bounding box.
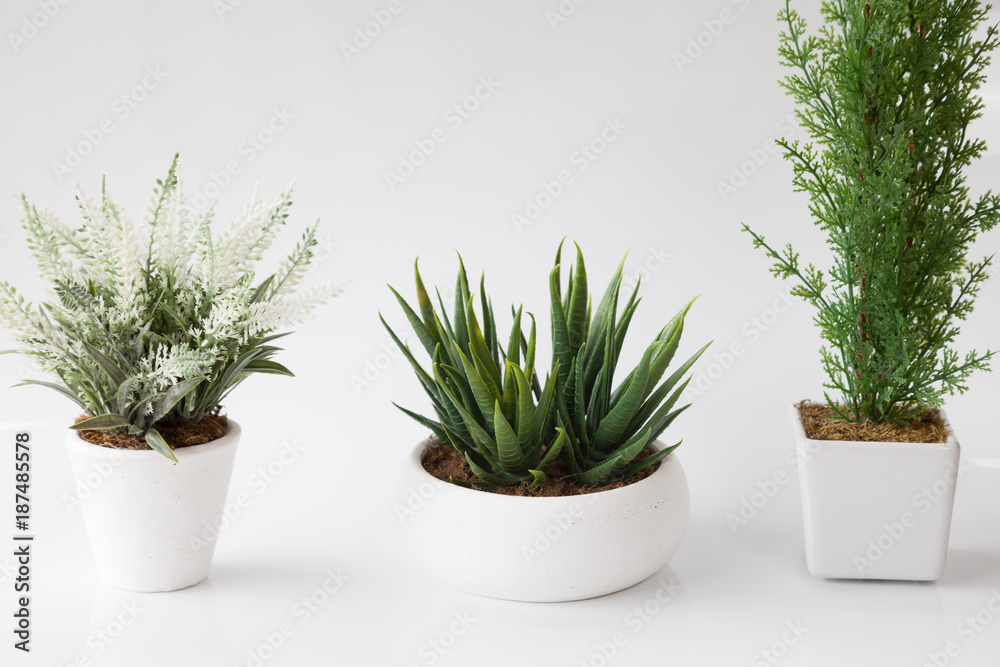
top-left (549, 242), bottom-right (709, 485)
top-left (0, 155), bottom-right (340, 460)
top-left (383, 258), bottom-right (565, 489)
top-left (744, 0), bottom-right (998, 423)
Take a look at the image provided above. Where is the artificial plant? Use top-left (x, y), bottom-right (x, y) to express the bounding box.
top-left (744, 0), bottom-right (998, 423)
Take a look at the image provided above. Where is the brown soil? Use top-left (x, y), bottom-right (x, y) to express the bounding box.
top-left (421, 439), bottom-right (660, 496)
top-left (76, 411), bottom-right (229, 451)
top-left (797, 401), bottom-right (948, 443)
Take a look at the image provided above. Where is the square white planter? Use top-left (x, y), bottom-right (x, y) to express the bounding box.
top-left (791, 405), bottom-right (961, 581)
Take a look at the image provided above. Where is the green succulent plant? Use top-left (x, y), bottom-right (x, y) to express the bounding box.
top-left (383, 258), bottom-right (566, 488)
top-left (549, 242), bottom-right (710, 485)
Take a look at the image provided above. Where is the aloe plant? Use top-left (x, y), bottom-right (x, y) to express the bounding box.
top-left (383, 258), bottom-right (566, 488)
top-left (549, 242), bottom-right (710, 485)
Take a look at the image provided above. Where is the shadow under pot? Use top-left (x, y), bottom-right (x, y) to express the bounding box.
top-left (397, 438), bottom-right (690, 602)
top-left (65, 420), bottom-right (241, 592)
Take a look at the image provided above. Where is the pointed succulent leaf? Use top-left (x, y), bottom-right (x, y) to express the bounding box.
top-left (565, 243), bottom-right (589, 355)
top-left (506, 306), bottom-right (523, 367)
top-left (578, 453), bottom-right (622, 486)
top-left (532, 365), bottom-right (559, 448)
top-left (493, 400), bottom-right (525, 472)
top-left (144, 428), bottom-right (178, 462)
top-left (608, 427), bottom-right (653, 468)
top-left (392, 402), bottom-right (449, 443)
top-left (619, 441), bottom-right (681, 480)
top-left (456, 348), bottom-right (497, 425)
top-left (464, 454), bottom-right (527, 485)
top-left (594, 341), bottom-right (660, 450)
top-left (388, 285), bottom-right (438, 357)
top-left (466, 299), bottom-right (503, 390)
top-left (537, 427), bottom-right (567, 472)
top-left (413, 259), bottom-right (441, 343)
top-left (584, 253), bottom-right (626, 362)
top-left (549, 264), bottom-right (572, 390)
top-left (511, 363), bottom-right (536, 452)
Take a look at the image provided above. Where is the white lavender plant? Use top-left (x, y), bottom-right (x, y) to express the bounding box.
top-left (0, 155), bottom-right (342, 460)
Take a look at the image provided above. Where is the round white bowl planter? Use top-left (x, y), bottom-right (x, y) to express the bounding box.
top-left (65, 421), bottom-right (241, 592)
top-left (397, 439), bottom-right (690, 602)
top-left (791, 405), bottom-right (960, 581)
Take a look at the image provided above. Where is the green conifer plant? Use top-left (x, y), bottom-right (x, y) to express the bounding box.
top-left (744, 0), bottom-right (998, 423)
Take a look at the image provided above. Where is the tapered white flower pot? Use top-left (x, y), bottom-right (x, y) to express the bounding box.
top-left (791, 405), bottom-right (960, 581)
top-left (66, 421), bottom-right (240, 592)
top-left (396, 439), bottom-right (689, 602)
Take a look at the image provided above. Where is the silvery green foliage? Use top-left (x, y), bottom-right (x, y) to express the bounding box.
top-left (0, 155), bottom-right (341, 459)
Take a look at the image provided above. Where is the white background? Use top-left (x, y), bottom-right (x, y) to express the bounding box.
top-left (1, 0), bottom-right (999, 665)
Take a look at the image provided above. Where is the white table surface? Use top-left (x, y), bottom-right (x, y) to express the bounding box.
top-left (1, 0), bottom-right (999, 665)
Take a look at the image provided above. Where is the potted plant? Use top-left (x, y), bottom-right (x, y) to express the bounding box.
top-left (0, 156), bottom-right (341, 591)
top-left (744, 0), bottom-right (998, 580)
top-left (386, 242), bottom-right (708, 601)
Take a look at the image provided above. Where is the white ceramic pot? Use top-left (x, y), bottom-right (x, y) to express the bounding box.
top-left (396, 439), bottom-right (690, 602)
top-left (791, 405), bottom-right (960, 581)
top-left (65, 420), bottom-right (240, 592)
